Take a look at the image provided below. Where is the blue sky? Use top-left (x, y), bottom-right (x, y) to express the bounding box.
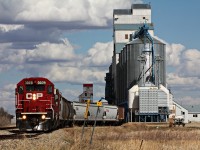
top-left (0, 0), bottom-right (199, 115)
top-left (144, 0), bottom-right (200, 49)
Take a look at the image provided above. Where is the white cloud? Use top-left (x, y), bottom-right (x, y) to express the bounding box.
top-left (2, 84), bottom-right (16, 91)
top-left (0, 43), bottom-right (26, 71)
top-left (15, 0), bottom-right (89, 22)
top-left (166, 43), bottom-right (185, 66)
top-left (0, 38), bottom-right (112, 85)
top-left (93, 85), bottom-right (106, 100)
top-left (0, 84), bottom-right (16, 115)
top-left (179, 49), bottom-right (200, 77)
top-left (167, 73), bottom-right (200, 88)
top-left (62, 88), bottom-right (82, 101)
top-left (62, 83), bottom-right (106, 102)
top-left (153, 36), bottom-right (185, 67)
top-left (0, 0), bottom-right (199, 112)
top-left (0, 24), bottom-right (24, 32)
top-left (46, 65), bottom-right (106, 84)
top-left (83, 41), bottom-right (113, 66)
top-left (153, 36), bottom-right (200, 104)
top-left (0, 38), bottom-right (77, 66)
top-left (174, 96), bottom-right (200, 106)
top-left (42, 42), bottom-right (113, 84)
top-left (0, 64), bottom-right (12, 72)
top-left (0, 50), bottom-right (26, 64)
top-left (26, 39), bottom-right (77, 62)
top-left (0, 22), bottom-right (113, 111)
top-left (0, 0), bottom-right (144, 27)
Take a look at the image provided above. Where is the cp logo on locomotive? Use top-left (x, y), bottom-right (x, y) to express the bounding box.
top-left (26, 93), bottom-right (43, 100)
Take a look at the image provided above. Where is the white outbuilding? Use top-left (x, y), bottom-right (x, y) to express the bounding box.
top-left (183, 105), bottom-right (200, 123)
top-left (172, 101), bottom-right (189, 123)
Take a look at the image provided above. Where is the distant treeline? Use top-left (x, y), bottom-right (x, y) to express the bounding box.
top-left (0, 107), bottom-right (14, 126)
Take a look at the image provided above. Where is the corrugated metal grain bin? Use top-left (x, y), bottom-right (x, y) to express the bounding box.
top-left (126, 37), bottom-right (166, 88)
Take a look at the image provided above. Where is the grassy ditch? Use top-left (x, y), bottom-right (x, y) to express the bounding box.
top-left (1, 123), bottom-right (200, 150)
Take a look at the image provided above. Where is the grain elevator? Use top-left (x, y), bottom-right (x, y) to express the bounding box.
top-left (105, 4), bottom-right (173, 122)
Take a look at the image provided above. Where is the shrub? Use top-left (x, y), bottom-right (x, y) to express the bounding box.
top-left (0, 107), bottom-right (13, 126)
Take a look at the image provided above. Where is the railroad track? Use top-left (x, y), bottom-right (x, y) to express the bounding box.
top-left (0, 126), bottom-right (44, 140)
top-left (0, 126), bottom-right (16, 130)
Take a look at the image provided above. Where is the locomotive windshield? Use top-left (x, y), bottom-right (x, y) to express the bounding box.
top-left (26, 85), bottom-right (45, 91)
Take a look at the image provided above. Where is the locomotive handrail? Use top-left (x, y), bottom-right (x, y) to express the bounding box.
top-left (39, 100), bottom-right (51, 101)
top-left (50, 96), bottom-right (54, 119)
top-left (19, 100), bottom-right (30, 101)
top-left (21, 112), bottom-right (47, 114)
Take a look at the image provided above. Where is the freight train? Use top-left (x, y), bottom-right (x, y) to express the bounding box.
top-left (15, 77), bottom-right (123, 131)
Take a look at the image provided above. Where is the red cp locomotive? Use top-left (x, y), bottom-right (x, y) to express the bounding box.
top-left (15, 77), bottom-right (74, 131)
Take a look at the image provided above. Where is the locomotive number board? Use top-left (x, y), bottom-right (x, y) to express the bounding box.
top-left (25, 81), bottom-right (46, 85)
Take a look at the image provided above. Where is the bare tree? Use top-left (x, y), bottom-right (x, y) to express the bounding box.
top-left (0, 107), bottom-right (13, 126)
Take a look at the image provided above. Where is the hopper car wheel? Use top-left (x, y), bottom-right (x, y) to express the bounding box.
top-left (69, 122), bottom-right (74, 127)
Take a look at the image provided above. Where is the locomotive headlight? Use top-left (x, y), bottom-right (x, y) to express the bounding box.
top-left (41, 115), bottom-right (46, 120)
top-left (22, 115), bottom-right (26, 120)
top-left (33, 93), bottom-right (36, 100)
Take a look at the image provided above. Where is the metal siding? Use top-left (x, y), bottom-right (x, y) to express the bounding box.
top-left (154, 43), bottom-right (166, 86)
top-left (131, 4), bottom-right (151, 9)
top-left (114, 14), bottom-right (151, 24)
top-left (73, 102), bottom-right (86, 120)
top-left (113, 4), bottom-right (151, 15)
top-left (115, 30), bottom-right (132, 43)
top-left (114, 9), bottom-right (132, 15)
top-left (128, 40), bottom-right (144, 87)
top-left (139, 89), bottom-right (158, 113)
top-left (126, 37), bottom-right (166, 87)
top-left (103, 105), bottom-right (118, 120)
top-left (73, 102), bottom-right (104, 121)
top-left (88, 105), bottom-right (104, 121)
top-left (157, 90), bottom-right (168, 107)
top-left (132, 9), bottom-right (151, 16)
top-left (114, 24), bottom-right (154, 30)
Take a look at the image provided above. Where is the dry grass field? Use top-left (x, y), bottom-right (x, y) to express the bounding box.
top-left (1, 123), bottom-right (200, 150)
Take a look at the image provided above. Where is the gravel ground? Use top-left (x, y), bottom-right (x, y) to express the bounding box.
top-left (0, 128), bottom-right (71, 150)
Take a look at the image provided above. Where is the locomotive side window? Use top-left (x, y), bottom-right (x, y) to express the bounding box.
top-left (18, 86), bottom-right (24, 94)
top-left (47, 85), bottom-right (53, 94)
